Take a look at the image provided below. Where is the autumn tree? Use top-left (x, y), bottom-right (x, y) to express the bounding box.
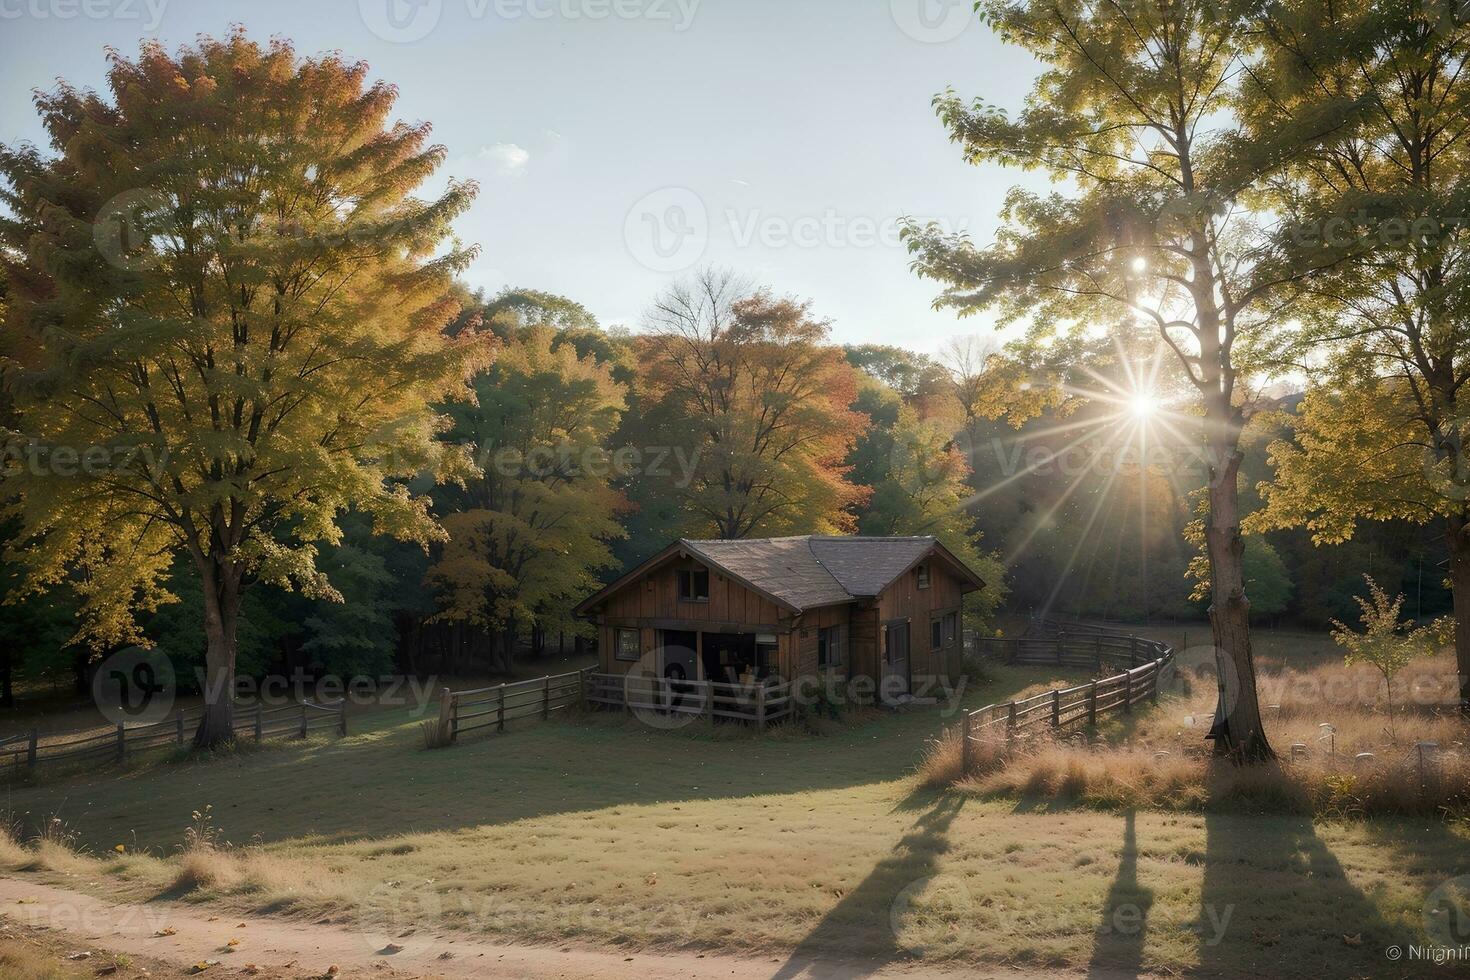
top-left (0, 33), bottom-right (488, 745)
top-left (636, 268), bottom-right (869, 539)
top-left (848, 373), bottom-right (1007, 624)
top-left (900, 0), bottom-right (1355, 760)
top-left (427, 323), bottom-right (627, 671)
top-left (1242, 0), bottom-right (1470, 715)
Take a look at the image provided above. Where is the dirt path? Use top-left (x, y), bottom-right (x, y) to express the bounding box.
top-left (0, 874), bottom-right (1065, 980)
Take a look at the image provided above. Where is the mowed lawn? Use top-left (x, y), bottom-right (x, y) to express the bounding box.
top-left (2, 660), bottom-right (1467, 978)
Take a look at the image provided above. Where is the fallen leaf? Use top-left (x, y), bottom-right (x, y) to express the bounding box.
top-left (154, 928), bottom-right (177, 938)
top-left (67, 951), bottom-right (92, 960)
top-left (1343, 934), bottom-right (1362, 947)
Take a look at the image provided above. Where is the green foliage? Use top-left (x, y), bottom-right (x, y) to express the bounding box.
top-left (427, 323), bottom-right (627, 649)
top-left (1242, 538), bottom-right (1293, 620)
top-left (1330, 576), bottom-right (1445, 731)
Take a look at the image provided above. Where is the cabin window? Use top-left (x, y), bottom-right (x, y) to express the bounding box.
top-left (677, 568), bottom-right (710, 602)
top-left (931, 619), bottom-right (943, 650)
top-left (615, 628), bottom-right (640, 662)
top-left (916, 563), bottom-right (930, 589)
top-left (818, 625), bottom-right (844, 668)
top-left (943, 611), bottom-right (958, 647)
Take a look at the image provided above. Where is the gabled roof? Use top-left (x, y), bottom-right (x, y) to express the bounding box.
top-left (575, 534), bottom-right (985, 617)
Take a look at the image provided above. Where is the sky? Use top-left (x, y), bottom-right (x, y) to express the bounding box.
top-left (0, 0), bottom-right (1050, 354)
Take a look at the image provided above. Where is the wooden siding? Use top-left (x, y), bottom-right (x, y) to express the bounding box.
top-left (876, 557), bottom-right (965, 686)
top-left (789, 604), bottom-right (852, 680)
top-left (590, 555), bottom-right (792, 674)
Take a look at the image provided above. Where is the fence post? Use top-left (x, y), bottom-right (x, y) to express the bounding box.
top-left (176, 710), bottom-right (185, 746)
top-left (1123, 670), bottom-right (1133, 714)
top-left (116, 723), bottom-right (126, 761)
top-left (255, 704), bottom-right (263, 742)
top-left (338, 703), bottom-right (348, 736)
top-left (1051, 690), bottom-right (1061, 729)
top-left (578, 669), bottom-right (588, 711)
top-left (756, 682), bottom-right (767, 731)
top-left (958, 714), bottom-right (970, 775)
top-left (497, 685), bottom-right (506, 733)
top-left (1130, 635), bottom-right (1139, 667)
top-left (1150, 663), bottom-right (1160, 703)
top-left (26, 729), bottom-right (37, 770)
top-left (1006, 702), bottom-right (1017, 744)
top-left (542, 676), bottom-right (551, 720)
top-left (299, 704), bottom-right (308, 739)
top-left (1056, 629), bottom-right (1065, 666)
top-left (437, 687), bottom-right (455, 744)
top-left (704, 680), bottom-right (715, 726)
top-left (1088, 680), bottom-right (1098, 726)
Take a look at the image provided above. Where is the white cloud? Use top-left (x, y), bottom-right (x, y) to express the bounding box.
top-left (479, 143), bottom-right (530, 177)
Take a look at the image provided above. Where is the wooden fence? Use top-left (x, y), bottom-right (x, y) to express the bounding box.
top-left (436, 669), bottom-right (593, 742)
top-left (959, 622), bottom-right (1173, 771)
top-left (585, 672), bottom-right (793, 728)
top-left (0, 699), bottom-right (347, 777)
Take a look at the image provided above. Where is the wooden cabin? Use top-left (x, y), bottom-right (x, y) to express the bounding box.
top-left (574, 535), bottom-right (985, 702)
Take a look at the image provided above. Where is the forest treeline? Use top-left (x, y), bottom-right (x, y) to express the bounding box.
top-left (0, 264), bottom-right (1444, 701)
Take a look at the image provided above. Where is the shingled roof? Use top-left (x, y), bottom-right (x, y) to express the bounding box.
top-left (576, 534), bottom-right (986, 617)
top-left (681, 535), bottom-right (981, 612)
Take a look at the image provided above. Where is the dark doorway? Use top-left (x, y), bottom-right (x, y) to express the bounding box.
top-left (660, 630), bottom-right (697, 681)
top-left (883, 621), bottom-right (910, 702)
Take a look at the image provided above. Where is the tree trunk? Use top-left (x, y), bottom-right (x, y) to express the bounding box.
top-left (1204, 446), bottom-right (1275, 762)
top-left (194, 561), bottom-right (242, 748)
top-left (1446, 516), bottom-right (1470, 717)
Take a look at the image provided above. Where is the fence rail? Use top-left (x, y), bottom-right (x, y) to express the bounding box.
top-left (437, 669), bottom-right (595, 742)
top-left (959, 622), bottom-right (1173, 771)
top-left (0, 699), bottom-right (347, 778)
top-left (585, 672), bottom-right (792, 728)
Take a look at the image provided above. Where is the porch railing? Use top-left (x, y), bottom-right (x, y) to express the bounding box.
top-left (586, 672), bottom-right (792, 729)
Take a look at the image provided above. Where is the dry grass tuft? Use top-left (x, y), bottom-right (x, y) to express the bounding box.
top-left (932, 651), bottom-right (1470, 817)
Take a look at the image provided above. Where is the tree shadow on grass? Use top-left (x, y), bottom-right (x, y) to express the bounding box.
top-left (770, 787), bottom-right (964, 979)
top-left (1197, 772), bottom-right (1420, 978)
top-left (1086, 810), bottom-right (1152, 979)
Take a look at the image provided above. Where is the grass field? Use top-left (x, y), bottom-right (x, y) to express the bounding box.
top-left (0, 648), bottom-right (1467, 978)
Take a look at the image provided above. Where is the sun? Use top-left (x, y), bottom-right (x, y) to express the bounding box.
top-left (1128, 391), bottom-right (1160, 419)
